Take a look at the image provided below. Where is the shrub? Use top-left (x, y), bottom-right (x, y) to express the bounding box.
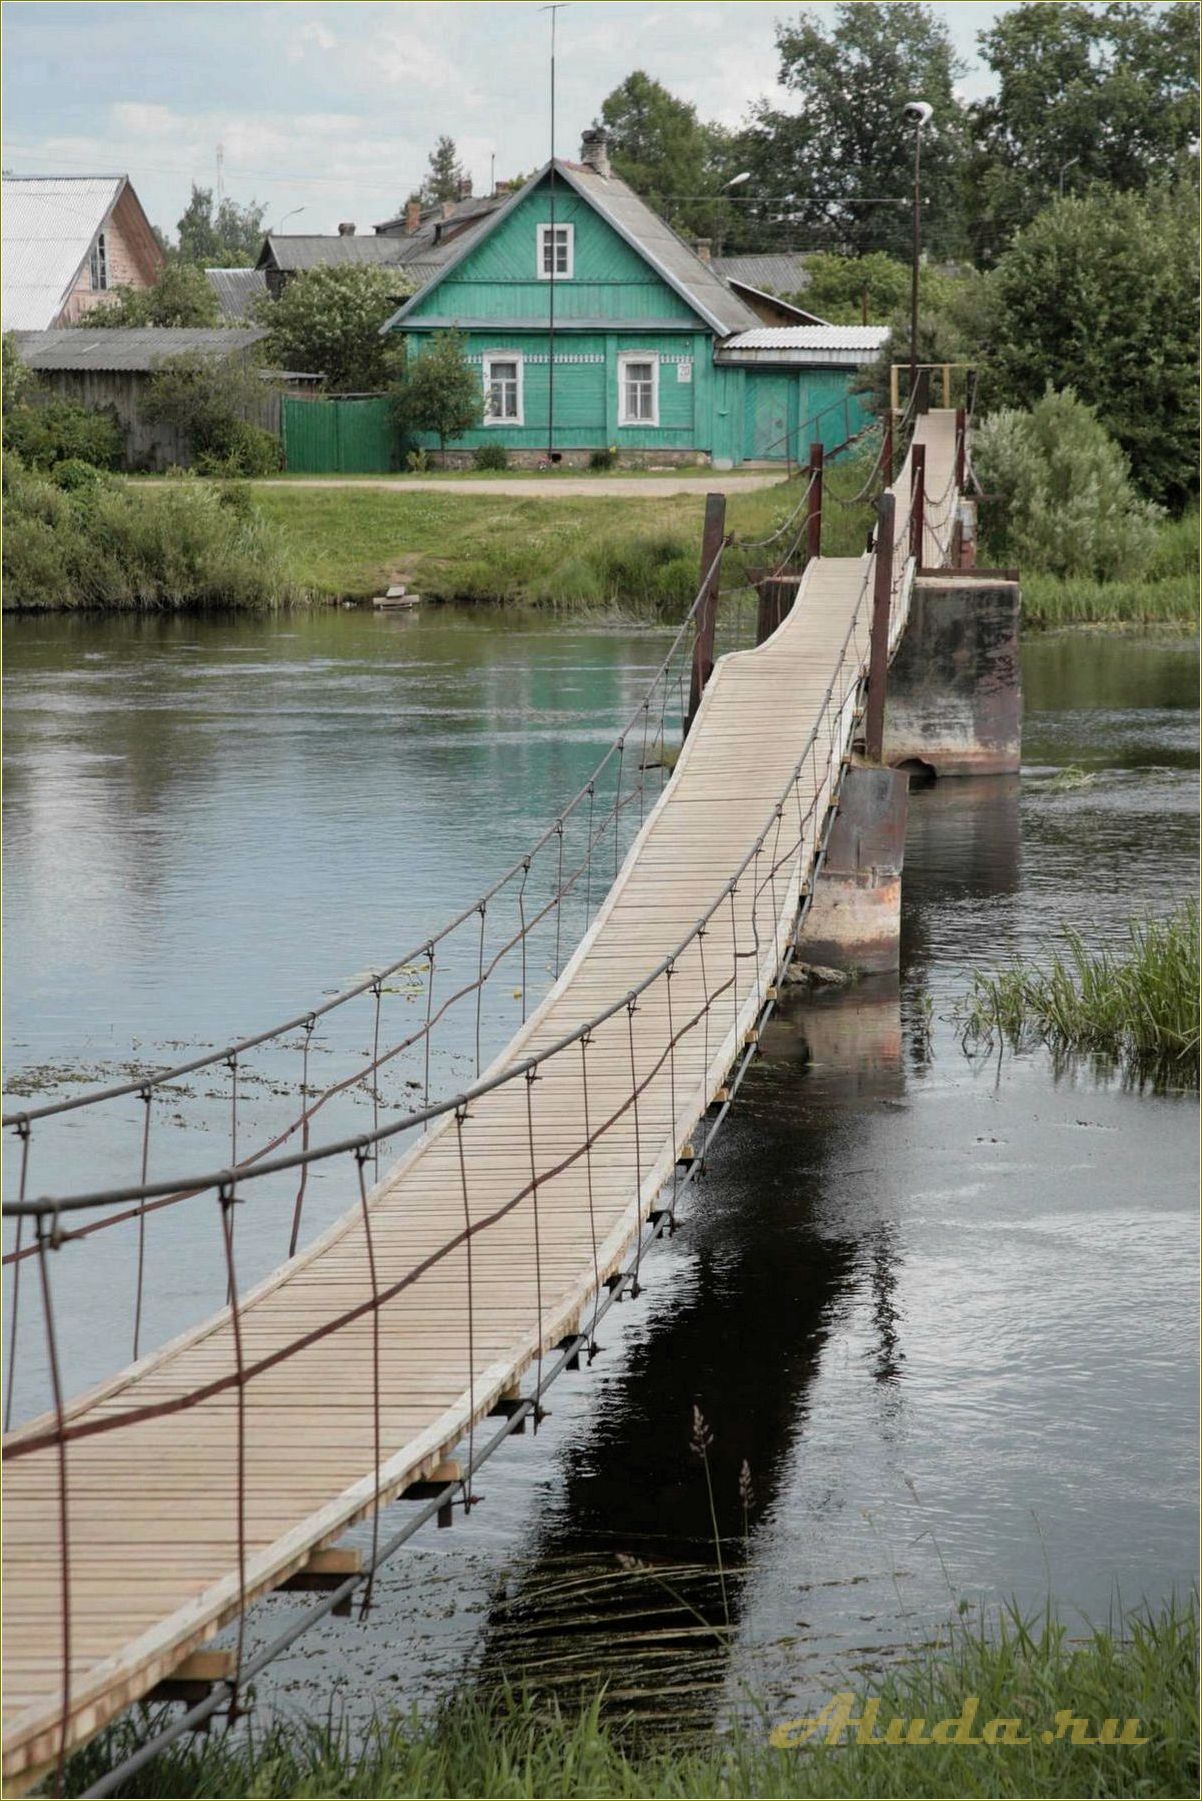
top-left (2, 460), bottom-right (296, 613)
top-left (2, 397), bottom-right (124, 470)
top-left (2, 333), bottom-right (34, 413)
top-left (144, 353), bottom-right (282, 473)
top-left (973, 388), bottom-right (1162, 580)
top-left (589, 446), bottom-right (618, 471)
top-left (405, 447), bottom-right (430, 473)
top-left (472, 442), bottom-right (509, 471)
top-left (194, 420), bottom-right (283, 477)
top-left (51, 457), bottom-right (109, 492)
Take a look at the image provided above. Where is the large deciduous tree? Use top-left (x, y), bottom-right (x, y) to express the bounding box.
top-left (598, 71), bottom-right (735, 242)
top-left (966, 1), bottom-right (1200, 265)
top-left (255, 265), bottom-right (412, 393)
top-left (175, 184), bottom-right (268, 267)
top-left (739, 3), bottom-right (969, 259)
top-left (987, 185), bottom-right (1199, 510)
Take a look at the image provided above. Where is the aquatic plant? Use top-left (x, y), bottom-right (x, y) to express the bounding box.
top-left (59, 1593), bottom-right (1198, 1797)
top-left (957, 903), bottom-right (1199, 1082)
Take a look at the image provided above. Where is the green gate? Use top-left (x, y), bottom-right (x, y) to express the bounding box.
top-left (281, 396), bottom-right (398, 474)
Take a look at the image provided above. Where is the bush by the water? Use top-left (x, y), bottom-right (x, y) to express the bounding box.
top-left (60, 1596), bottom-right (1198, 1798)
top-left (959, 902), bottom-right (1199, 1083)
top-left (2, 464), bottom-right (295, 613)
top-left (472, 442), bottom-right (509, 471)
top-left (144, 352), bottom-right (283, 477)
top-left (2, 396), bottom-right (124, 471)
top-left (974, 389), bottom-right (1162, 581)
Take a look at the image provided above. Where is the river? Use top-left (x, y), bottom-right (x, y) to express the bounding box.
top-left (2, 607), bottom-right (1197, 1733)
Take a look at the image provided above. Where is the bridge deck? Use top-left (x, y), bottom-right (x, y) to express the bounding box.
top-left (2, 414), bottom-right (957, 1784)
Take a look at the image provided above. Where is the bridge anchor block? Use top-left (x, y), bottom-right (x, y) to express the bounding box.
top-left (797, 762), bottom-right (908, 974)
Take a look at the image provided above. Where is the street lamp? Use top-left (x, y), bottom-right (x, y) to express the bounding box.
top-left (1058, 155), bottom-right (1080, 199)
top-left (902, 100), bottom-right (932, 409)
top-left (724, 171), bottom-right (751, 189)
top-left (273, 205), bottom-right (305, 233)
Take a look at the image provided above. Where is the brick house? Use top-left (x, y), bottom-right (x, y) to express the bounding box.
top-left (1, 174), bottom-right (163, 330)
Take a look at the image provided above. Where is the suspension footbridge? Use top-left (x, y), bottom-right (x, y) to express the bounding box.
top-left (3, 408), bottom-right (963, 1794)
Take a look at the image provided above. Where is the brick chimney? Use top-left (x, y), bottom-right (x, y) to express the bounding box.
top-left (441, 199), bottom-right (456, 220)
top-left (579, 126), bottom-right (611, 179)
top-left (694, 237), bottom-right (712, 264)
top-left (456, 174), bottom-right (473, 200)
top-left (337, 221), bottom-right (356, 236)
top-left (405, 198), bottom-right (422, 235)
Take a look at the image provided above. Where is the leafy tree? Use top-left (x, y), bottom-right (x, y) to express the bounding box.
top-left (254, 265), bottom-right (411, 392)
top-left (988, 185), bottom-right (1198, 508)
top-left (392, 330), bottom-right (482, 464)
top-left (599, 71), bottom-right (734, 241)
top-left (739, 3), bottom-right (970, 259)
top-left (973, 388), bottom-right (1161, 578)
top-left (144, 351), bottom-right (281, 473)
top-left (84, 263), bottom-right (222, 328)
top-left (421, 136), bottom-right (466, 206)
top-left (967, 2), bottom-right (1200, 264)
top-left (175, 184), bottom-right (267, 267)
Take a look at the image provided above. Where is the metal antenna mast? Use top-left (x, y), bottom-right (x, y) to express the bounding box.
top-left (540, 3), bottom-right (567, 461)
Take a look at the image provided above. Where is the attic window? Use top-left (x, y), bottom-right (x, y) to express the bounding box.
top-left (89, 231), bottom-right (108, 291)
top-left (537, 223), bottom-right (573, 280)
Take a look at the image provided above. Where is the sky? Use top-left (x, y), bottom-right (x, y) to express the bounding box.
top-left (2, 2), bottom-right (1014, 238)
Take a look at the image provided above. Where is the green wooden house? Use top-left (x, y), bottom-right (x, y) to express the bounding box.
top-left (383, 130), bottom-right (887, 469)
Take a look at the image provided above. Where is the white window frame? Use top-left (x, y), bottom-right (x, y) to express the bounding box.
top-left (536, 222), bottom-right (574, 281)
top-left (617, 352), bottom-right (659, 428)
top-left (482, 351), bottom-right (524, 427)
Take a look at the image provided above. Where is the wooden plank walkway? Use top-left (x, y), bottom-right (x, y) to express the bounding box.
top-left (2, 414), bottom-right (958, 1787)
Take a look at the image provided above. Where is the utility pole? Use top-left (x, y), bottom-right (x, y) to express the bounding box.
top-left (540, 4), bottom-right (567, 462)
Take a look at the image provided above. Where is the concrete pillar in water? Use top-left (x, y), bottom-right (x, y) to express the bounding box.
top-left (884, 572), bottom-right (1022, 778)
top-left (798, 761), bottom-right (909, 974)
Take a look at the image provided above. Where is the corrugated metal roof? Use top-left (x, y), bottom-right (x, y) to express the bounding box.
top-left (261, 235), bottom-right (410, 272)
top-left (712, 253), bottom-right (813, 295)
top-left (2, 175), bottom-right (125, 330)
top-left (205, 267), bottom-right (268, 321)
top-left (722, 326), bottom-right (891, 351)
top-left (11, 327), bottom-right (267, 371)
top-left (385, 160), bottom-right (761, 339)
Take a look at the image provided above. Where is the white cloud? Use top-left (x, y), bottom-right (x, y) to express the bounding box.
top-left (287, 18), bottom-right (336, 61)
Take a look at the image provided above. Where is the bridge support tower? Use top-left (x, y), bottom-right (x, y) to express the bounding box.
top-left (797, 761), bottom-right (909, 975)
top-left (883, 571), bottom-right (1022, 778)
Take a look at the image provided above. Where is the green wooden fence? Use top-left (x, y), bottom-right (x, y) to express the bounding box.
top-left (281, 396), bottom-right (398, 474)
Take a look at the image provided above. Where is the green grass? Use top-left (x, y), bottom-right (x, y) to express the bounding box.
top-left (958, 903), bottom-right (1199, 1084)
top-left (249, 452), bottom-right (876, 612)
top-left (1021, 509), bottom-right (1198, 631)
top-left (60, 1595), bottom-right (1198, 1797)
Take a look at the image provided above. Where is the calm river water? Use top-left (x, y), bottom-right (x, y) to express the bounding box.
top-left (2, 608), bottom-right (1198, 1731)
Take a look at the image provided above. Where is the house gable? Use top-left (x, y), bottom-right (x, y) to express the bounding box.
top-left (394, 170), bottom-right (709, 333)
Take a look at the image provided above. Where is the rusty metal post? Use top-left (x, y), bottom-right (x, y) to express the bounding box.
top-left (954, 406), bottom-right (966, 493)
top-left (864, 491), bottom-right (895, 764)
top-left (908, 442), bottom-right (926, 567)
top-left (882, 413), bottom-right (894, 488)
top-left (686, 491), bottom-right (726, 734)
top-left (806, 442), bottom-right (824, 562)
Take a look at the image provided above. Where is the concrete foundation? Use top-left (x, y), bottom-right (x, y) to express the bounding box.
top-left (797, 762), bottom-right (909, 974)
top-left (884, 573), bottom-right (1022, 777)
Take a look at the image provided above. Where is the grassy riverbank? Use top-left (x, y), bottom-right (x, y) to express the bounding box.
top-left (1020, 509), bottom-right (1199, 632)
top-left (959, 903), bottom-right (1199, 1083)
top-left (63, 1596), bottom-right (1197, 1797)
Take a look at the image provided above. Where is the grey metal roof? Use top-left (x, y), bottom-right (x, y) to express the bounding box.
top-left (1, 175), bottom-right (125, 330)
top-left (712, 253), bottom-right (813, 296)
top-left (11, 327), bottom-right (267, 372)
top-left (205, 267), bottom-right (268, 322)
top-left (385, 161), bottom-right (761, 339)
top-left (260, 234), bottom-right (410, 273)
top-left (716, 324), bottom-right (890, 367)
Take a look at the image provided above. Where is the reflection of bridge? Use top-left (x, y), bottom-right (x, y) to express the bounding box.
top-left (3, 411), bottom-right (968, 1793)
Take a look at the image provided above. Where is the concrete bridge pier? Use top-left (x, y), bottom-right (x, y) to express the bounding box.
top-left (797, 761), bottom-right (909, 975)
top-left (883, 571), bottom-right (1023, 778)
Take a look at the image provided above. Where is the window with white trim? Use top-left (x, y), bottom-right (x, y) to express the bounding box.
top-left (483, 353), bottom-right (523, 425)
top-left (537, 222), bottom-right (573, 279)
top-left (618, 354), bottom-right (658, 426)
top-left (89, 230), bottom-right (108, 291)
